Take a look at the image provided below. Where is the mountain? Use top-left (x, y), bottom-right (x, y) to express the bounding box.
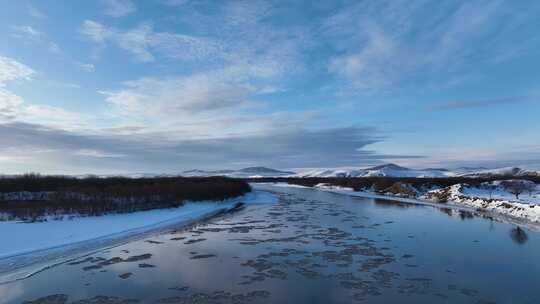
top-left (182, 169), bottom-right (235, 176)
top-left (459, 167), bottom-right (540, 177)
top-left (296, 163), bottom-right (454, 178)
top-left (59, 165), bottom-right (540, 179)
top-left (237, 167), bottom-right (295, 175)
top-left (181, 167), bottom-right (295, 178)
top-left (298, 169), bottom-right (367, 178)
top-left (366, 163), bottom-right (410, 171)
top-left (297, 164), bottom-right (540, 178)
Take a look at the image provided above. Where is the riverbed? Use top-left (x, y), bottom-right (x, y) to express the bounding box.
top-left (2, 184), bottom-right (539, 303)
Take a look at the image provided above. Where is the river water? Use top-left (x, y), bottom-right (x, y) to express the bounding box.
top-left (2, 184), bottom-right (539, 303)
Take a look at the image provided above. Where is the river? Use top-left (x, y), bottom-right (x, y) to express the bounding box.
top-left (2, 184), bottom-right (539, 303)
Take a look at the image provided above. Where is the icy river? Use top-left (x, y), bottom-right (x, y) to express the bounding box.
top-left (2, 184), bottom-right (540, 303)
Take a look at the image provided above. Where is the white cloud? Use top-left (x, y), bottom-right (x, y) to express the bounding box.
top-left (100, 53), bottom-right (292, 125)
top-left (103, 0), bottom-right (136, 17)
top-left (28, 5), bottom-right (47, 19)
top-left (0, 121), bottom-right (391, 173)
top-left (80, 0), bottom-right (307, 67)
top-left (80, 20), bottom-right (221, 62)
top-left (324, 0), bottom-right (539, 93)
top-left (113, 23), bottom-right (154, 62)
top-left (27, 105), bottom-right (97, 129)
top-left (78, 62), bottom-right (95, 72)
top-left (74, 149), bottom-right (126, 158)
top-left (162, 0), bottom-right (189, 6)
top-left (0, 56), bottom-right (34, 84)
top-left (48, 42), bottom-right (62, 54)
top-left (80, 20), bottom-right (110, 44)
top-left (80, 1), bottom-right (309, 139)
top-left (0, 89), bottom-right (24, 120)
top-left (101, 72), bottom-right (253, 119)
top-left (11, 26), bottom-right (62, 54)
top-left (12, 25), bottom-right (42, 38)
top-left (328, 25), bottom-right (398, 90)
top-left (0, 56), bottom-right (34, 121)
top-left (0, 56), bottom-right (88, 130)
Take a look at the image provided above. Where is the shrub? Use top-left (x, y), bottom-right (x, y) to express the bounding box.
top-left (0, 176), bottom-right (251, 220)
top-left (384, 182), bottom-right (418, 197)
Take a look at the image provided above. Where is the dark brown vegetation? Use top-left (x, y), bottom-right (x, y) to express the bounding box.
top-left (500, 180), bottom-right (536, 199)
top-left (0, 174), bottom-right (251, 221)
top-left (248, 176), bottom-right (540, 193)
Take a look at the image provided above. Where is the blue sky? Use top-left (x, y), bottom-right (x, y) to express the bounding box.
top-left (0, 0), bottom-right (539, 174)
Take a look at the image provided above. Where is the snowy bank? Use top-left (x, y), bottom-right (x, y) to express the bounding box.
top-left (0, 190), bottom-right (276, 261)
top-left (422, 184), bottom-right (540, 223)
top-left (260, 182), bottom-right (540, 225)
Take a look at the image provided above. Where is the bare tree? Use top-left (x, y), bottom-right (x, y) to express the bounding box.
top-left (525, 182), bottom-right (536, 197)
top-left (482, 182), bottom-right (496, 199)
top-left (500, 180), bottom-right (535, 200)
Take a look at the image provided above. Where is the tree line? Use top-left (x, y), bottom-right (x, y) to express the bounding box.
top-left (0, 174), bottom-right (251, 221)
top-left (248, 175), bottom-right (540, 194)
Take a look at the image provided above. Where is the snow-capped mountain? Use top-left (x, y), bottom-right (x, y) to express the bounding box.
top-left (363, 164), bottom-right (453, 177)
top-left (459, 166), bottom-right (540, 177)
top-left (181, 167), bottom-right (295, 178)
top-left (34, 164), bottom-right (540, 179)
top-left (237, 167), bottom-right (296, 175)
top-left (296, 164), bottom-right (454, 178)
top-left (298, 169), bottom-right (367, 178)
top-left (296, 164), bottom-right (540, 178)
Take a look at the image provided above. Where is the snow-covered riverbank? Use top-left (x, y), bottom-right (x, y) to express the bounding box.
top-left (0, 191), bottom-right (276, 261)
top-left (260, 182), bottom-right (540, 226)
top-left (423, 184), bottom-right (540, 223)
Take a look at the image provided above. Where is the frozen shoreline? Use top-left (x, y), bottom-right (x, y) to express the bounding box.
top-left (257, 183), bottom-right (540, 228)
top-left (0, 190), bottom-right (277, 282)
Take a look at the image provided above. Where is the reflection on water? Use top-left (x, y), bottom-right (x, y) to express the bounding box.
top-left (510, 227), bottom-right (529, 245)
top-left (2, 184), bottom-right (540, 304)
top-left (372, 198), bottom-right (413, 208)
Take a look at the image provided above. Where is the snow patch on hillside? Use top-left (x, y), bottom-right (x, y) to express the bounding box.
top-left (295, 164), bottom-right (454, 178)
top-left (459, 166), bottom-right (540, 177)
top-left (181, 167), bottom-right (295, 178)
top-left (294, 163), bottom-right (540, 178)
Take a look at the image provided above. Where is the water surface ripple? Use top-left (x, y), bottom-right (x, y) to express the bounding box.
top-left (3, 184), bottom-right (540, 303)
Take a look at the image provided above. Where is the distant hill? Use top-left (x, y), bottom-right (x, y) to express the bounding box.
top-left (459, 167), bottom-right (540, 177)
top-left (297, 163), bottom-right (454, 178)
top-left (296, 164), bottom-right (540, 178)
top-left (237, 167), bottom-right (296, 175)
top-left (181, 167), bottom-right (295, 178)
top-left (49, 164), bottom-right (540, 179)
top-left (366, 163), bottom-right (410, 171)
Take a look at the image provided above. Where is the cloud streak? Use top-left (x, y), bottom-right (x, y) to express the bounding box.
top-left (80, 20), bottom-right (222, 62)
top-left (0, 56), bottom-right (34, 120)
top-left (427, 95), bottom-right (534, 111)
top-left (0, 122), bottom-right (420, 173)
top-left (3, 1), bottom-right (540, 173)
top-left (11, 25), bottom-right (62, 54)
top-left (27, 5), bottom-right (47, 19)
top-left (323, 0), bottom-right (540, 93)
top-left (102, 0), bottom-right (136, 17)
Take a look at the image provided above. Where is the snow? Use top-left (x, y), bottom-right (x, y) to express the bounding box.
top-left (0, 190), bottom-right (276, 260)
top-left (260, 182), bottom-right (477, 211)
top-left (181, 167), bottom-right (295, 178)
top-left (261, 182), bottom-right (540, 225)
top-left (460, 182), bottom-right (540, 205)
top-left (295, 164), bottom-right (454, 178)
top-left (422, 183), bottom-right (540, 223)
top-left (459, 166), bottom-right (540, 177)
top-left (294, 164), bottom-right (540, 178)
